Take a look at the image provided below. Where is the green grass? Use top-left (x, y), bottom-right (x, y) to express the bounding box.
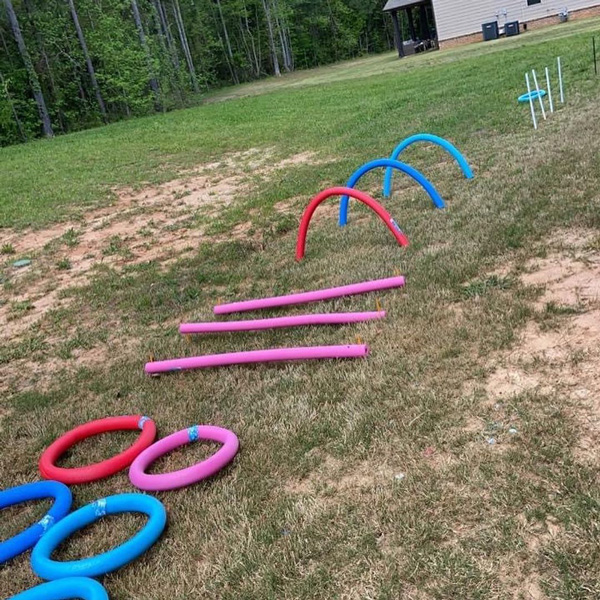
top-left (1, 17), bottom-right (599, 230)
top-left (2, 17), bottom-right (600, 600)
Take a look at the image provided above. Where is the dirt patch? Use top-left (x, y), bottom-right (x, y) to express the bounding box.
top-left (0, 405), bottom-right (14, 428)
top-left (486, 367), bottom-right (546, 400)
top-left (521, 255), bottom-right (600, 309)
top-left (273, 194), bottom-right (346, 224)
top-left (1, 149), bottom-right (319, 345)
top-left (518, 514), bottom-right (562, 554)
top-left (498, 515), bottom-right (562, 600)
top-left (482, 230), bottom-right (600, 464)
top-left (1, 354), bottom-right (67, 395)
top-left (0, 333), bottom-right (141, 395)
top-left (286, 454), bottom-right (398, 498)
top-left (499, 563), bottom-right (546, 600)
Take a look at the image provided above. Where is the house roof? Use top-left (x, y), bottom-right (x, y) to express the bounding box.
top-left (383, 0), bottom-right (426, 11)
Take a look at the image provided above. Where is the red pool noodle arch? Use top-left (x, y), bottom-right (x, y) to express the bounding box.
top-left (295, 187), bottom-right (409, 261)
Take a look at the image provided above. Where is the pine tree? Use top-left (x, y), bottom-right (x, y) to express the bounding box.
top-left (3, 0), bottom-right (53, 136)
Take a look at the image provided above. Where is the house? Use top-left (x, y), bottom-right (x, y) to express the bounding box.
top-left (383, 0), bottom-right (600, 53)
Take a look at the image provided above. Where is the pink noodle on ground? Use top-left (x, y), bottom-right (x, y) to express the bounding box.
top-left (145, 344), bottom-right (369, 375)
top-left (213, 276), bottom-right (405, 315)
top-left (179, 311), bottom-right (386, 334)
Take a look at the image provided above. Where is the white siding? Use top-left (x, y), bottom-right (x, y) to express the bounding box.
top-left (432, 0), bottom-right (600, 41)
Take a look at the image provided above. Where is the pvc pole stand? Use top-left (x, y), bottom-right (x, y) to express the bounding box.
top-left (557, 56), bottom-right (564, 103)
top-left (180, 311), bottom-right (386, 334)
top-left (525, 72), bottom-right (538, 130)
top-left (531, 69), bottom-right (546, 120)
top-left (145, 344), bottom-right (369, 375)
top-left (545, 66), bottom-right (554, 113)
top-left (214, 275), bottom-right (405, 314)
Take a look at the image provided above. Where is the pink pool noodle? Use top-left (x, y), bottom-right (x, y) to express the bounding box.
top-left (179, 311), bottom-right (386, 334)
top-left (214, 275), bottom-right (405, 315)
top-left (145, 344), bottom-right (368, 375)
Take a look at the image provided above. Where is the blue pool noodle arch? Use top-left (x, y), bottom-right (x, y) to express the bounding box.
top-left (339, 158), bottom-right (445, 227)
top-left (383, 134), bottom-right (473, 198)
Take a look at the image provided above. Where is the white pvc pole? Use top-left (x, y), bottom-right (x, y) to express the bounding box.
top-left (525, 72), bottom-right (538, 130)
top-left (545, 66), bottom-right (554, 113)
top-left (531, 69), bottom-right (546, 120)
top-left (557, 56), bottom-right (565, 103)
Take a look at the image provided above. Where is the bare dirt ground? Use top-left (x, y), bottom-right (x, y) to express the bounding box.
top-left (0, 150), bottom-right (321, 394)
top-left (1, 149), bottom-right (318, 341)
top-left (485, 230), bottom-right (600, 466)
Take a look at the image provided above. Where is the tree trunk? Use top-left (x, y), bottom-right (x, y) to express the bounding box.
top-left (214, 0), bottom-right (238, 85)
top-left (285, 23), bottom-right (294, 70)
top-left (0, 23), bottom-right (10, 55)
top-left (260, 0), bottom-right (280, 77)
top-left (0, 70), bottom-right (27, 141)
top-left (150, 0), bottom-right (183, 103)
top-left (23, 0), bottom-right (66, 131)
top-left (254, 3), bottom-right (263, 69)
top-left (172, 0), bottom-right (199, 93)
top-left (154, 0), bottom-right (179, 70)
top-left (67, 0), bottom-right (107, 121)
top-left (271, 0), bottom-right (291, 72)
top-left (274, 5), bottom-right (289, 72)
top-left (130, 0), bottom-right (162, 109)
top-left (3, 0), bottom-right (53, 136)
top-left (240, 0), bottom-right (260, 77)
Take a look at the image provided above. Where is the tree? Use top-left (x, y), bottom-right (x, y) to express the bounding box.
top-left (130, 0), bottom-right (161, 108)
top-left (22, 0), bottom-right (66, 131)
top-left (260, 0), bottom-right (280, 76)
top-left (272, 0), bottom-right (292, 72)
top-left (1, 0), bottom-right (397, 146)
top-left (67, 0), bottom-right (107, 121)
top-left (171, 0), bottom-right (199, 92)
top-left (3, 0), bottom-right (53, 136)
top-left (0, 69), bottom-right (26, 141)
top-left (153, 0), bottom-right (180, 73)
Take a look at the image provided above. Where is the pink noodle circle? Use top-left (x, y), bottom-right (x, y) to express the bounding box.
top-left (129, 425), bottom-right (239, 491)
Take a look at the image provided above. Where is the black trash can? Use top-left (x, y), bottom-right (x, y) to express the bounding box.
top-left (482, 21), bottom-right (499, 41)
top-left (505, 21), bottom-right (520, 36)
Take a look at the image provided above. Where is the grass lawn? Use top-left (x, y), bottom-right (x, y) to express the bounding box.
top-left (2, 16), bottom-right (600, 600)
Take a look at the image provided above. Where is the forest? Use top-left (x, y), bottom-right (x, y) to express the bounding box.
top-left (0, 0), bottom-right (396, 146)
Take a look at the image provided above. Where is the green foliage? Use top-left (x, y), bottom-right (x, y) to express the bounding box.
top-left (56, 257), bottom-right (71, 270)
top-left (0, 0), bottom-right (394, 146)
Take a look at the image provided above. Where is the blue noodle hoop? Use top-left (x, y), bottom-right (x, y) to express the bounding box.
top-left (339, 158), bottom-right (445, 226)
top-left (383, 133), bottom-right (474, 198)
top-left (31, 493), bottom-right (166, 580)
top-left (8, 578), bottom-right (109, 600)
top-left (0, 481), bottom-right (72, 564)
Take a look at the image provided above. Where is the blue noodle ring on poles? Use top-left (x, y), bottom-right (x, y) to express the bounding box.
top-left (0, 481), bottom-right (72, 564)
top-left (31, 493), bottom-right (166, 580)
top-left (8, 578), bottom-right (109, 600)
top-left (518, 89), bottom-right (547, 103)
top-left (339, 158), bottom-right (445, 227)
top-left (383, 133), bottom-right (474, 198)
